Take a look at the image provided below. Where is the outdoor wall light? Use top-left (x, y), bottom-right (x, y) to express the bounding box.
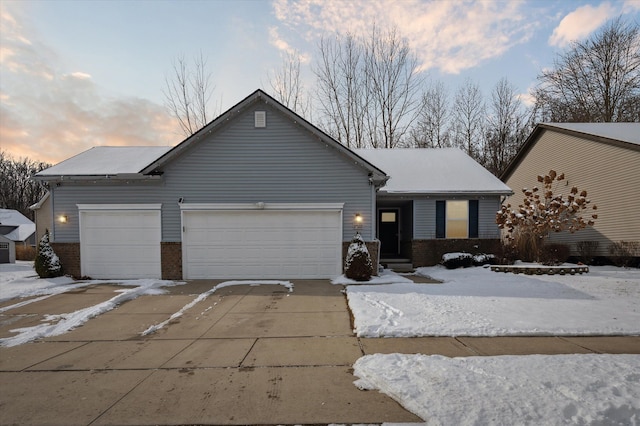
top-left (58, 215), bottom-right (68, 224)
top-left (354, 213), bottom-right (363, 228)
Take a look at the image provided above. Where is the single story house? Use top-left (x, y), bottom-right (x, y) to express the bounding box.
top-left (0, 234), bottom-right (16, 264)
top-left (34, 89), bottom-right (511, 280)
top-left (0, 209), bottom-right (36, 247)
top-left (501, 122), bottom-right (640, 258)
top-left (354, 148), bottom-right (512, 266)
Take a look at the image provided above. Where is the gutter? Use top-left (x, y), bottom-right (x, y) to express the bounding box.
top-left (33, 174), bottom-right (163, 183)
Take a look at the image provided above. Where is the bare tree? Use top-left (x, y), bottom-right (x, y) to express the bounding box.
top-left (364, 25), bottom-right (422, 148)
top-left (534, 16), bottom-right (640, 122)
top-left (314, 33), bottom-right (369, 148)
top-left (411, 81), bottom-right (450, 148)
top-left (163, 52), bottom-right (218, 136)
top-left (451, 78), bottom-right (485, 161)
top-left (484, 78), bottom-right (530, 176)
top-left (269, 51), bottom-right (311, 117)
top-left (0, 151), bottom-right (50, 219)
top-left (314, 24), bottom-right (422, 148)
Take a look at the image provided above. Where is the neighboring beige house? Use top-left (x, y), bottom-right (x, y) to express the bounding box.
top-left (30, 191), bottom-right (52, 244)
top-left (501, 123), bottom-right (640, 258)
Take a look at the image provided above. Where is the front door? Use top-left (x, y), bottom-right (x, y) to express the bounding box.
top-left (378, 209), bottom-right (400, 256)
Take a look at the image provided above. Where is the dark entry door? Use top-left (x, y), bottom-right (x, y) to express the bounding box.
top-left (378, 209), bottom-right (400, 256)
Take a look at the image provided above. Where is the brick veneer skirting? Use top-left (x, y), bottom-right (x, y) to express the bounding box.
top-left (161, 242), bottom-right (182, 280)
top-left (50, 240), bottom-right (375, 280)
top-left (342, 240), bottom-right (381, 276)
top-left (411, 239), bottom-right (502, 267)
top-left (50, 242), bottom-right (81, 278)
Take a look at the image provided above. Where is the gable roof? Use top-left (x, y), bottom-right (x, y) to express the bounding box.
top-left (139, 89), bottom-right (388, 185)
top-left (0, 209), bottom-right (36, 242)
top-left (502, 122), bottom-right (640, 180)
top-left (34, 90), bottom-right (388, 186)
top-left (35, 146), bottom-right (171, 180)
top-left (354, 148), bottom-right (513, 195)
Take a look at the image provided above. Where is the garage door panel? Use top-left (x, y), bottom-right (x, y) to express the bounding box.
top-left (183, 209), bottom-right (342, 279)
top-left (80, 210), bottom-right (161, 279)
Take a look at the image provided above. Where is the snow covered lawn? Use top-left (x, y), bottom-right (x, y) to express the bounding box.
top-left (347, 264), bottom-right (640, 337)
top-left (345, 264), bottom-right (640, 425)
top-left (354, 353), bottom-right (640, 425)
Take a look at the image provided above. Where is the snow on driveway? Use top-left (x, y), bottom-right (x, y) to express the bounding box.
top-left (0, 261), bottom-right (185, 347)
top-left (0, 262), bottom-right (293, 346)
top-left (347, 265), bottom-right (640, 337)
top-left (2, 261), bottom-right (639, 424)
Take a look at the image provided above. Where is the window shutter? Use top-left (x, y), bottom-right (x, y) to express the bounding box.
top-left (469, 200), bottom-right (479, 238)
top-left (436, 200), bottom-right (446, 238)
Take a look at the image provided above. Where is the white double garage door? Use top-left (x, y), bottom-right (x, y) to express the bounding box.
top-left (79, 204), bottom-right (343, 279)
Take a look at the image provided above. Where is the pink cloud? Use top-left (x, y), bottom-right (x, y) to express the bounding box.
top-left (0, 5), bottom-right (181, 165)
top-left (271, 0), bottom-right (536, 74)
top-left (549, 3), bottom-right (616, 47)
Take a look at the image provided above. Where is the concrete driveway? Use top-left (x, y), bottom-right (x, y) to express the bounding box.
top-left (1, 279), bottom-right (639, 425)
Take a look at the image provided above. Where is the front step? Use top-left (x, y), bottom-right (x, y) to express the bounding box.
top-left (380, 258), bottom-right (414, 272)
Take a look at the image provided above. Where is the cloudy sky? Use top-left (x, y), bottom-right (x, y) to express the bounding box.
top-left (1, 0), bottom-right (639, 165)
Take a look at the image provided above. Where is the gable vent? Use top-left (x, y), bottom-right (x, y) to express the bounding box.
top-left (255, 111), bottom-right (266, 128)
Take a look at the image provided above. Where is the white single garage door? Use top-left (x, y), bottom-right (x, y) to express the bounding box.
top-left (78, 205), bottom-right (161, 279)
top-left (182, 204), bottom-right (343, 279)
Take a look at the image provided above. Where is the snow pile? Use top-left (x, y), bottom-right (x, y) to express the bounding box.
top-left (347, 265), bottom-right (640, 337)
top-left (0, 261), bottom-right (77, 302)
top-left (142, 280), bottom-right (293, 336)
top-left (354, 353), bottom-right (640, 425)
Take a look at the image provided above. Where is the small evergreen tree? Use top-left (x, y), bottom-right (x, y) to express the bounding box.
top-left (345, 233), bottom-right (373, 281)
top-left (34, 230), bottom-right (63, 278)
top-left (496, 170), bottom-right (598, 262)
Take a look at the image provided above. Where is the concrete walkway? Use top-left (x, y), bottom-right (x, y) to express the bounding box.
top-left (1, 280), bottom-right (639, 425)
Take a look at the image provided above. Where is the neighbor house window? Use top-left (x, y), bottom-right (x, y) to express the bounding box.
top-left (436, 200), bottom-right (479, 239)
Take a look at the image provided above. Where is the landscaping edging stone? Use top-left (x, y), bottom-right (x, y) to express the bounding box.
top-left (490, 265), bottom-right (589, 275)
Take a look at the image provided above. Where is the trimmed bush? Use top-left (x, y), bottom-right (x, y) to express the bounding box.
top-left (473, 253), bottom-right (497, 266)
top-left (608, 241), bottom-right (640, 267)
top-left (345, 233), bottom-right (373, 281)
top-left (539, 243), bottom-right (570, 266)
top-left (576, 241), bottom-right (599, 265)
top-left (34, 230), bottom-right (63, 278)
top-left (442, 252), bottom-right (474, 269)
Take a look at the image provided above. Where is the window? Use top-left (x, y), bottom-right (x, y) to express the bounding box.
top-left (446, 200), bottom-right (468, 238)
top-left (381, 212), bottom-right (396, 222)
top-left (436, 200), bottom-right (479, 239)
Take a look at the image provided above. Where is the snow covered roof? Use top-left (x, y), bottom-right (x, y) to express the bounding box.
top-left (0, 209), bottom-right (35, 242)
top-left (501, 122), bottom-right (640, 180)
top-left (354, 148), bottom-right (513, 195)
top-left (542, 123), bottom-right (640, 146)
top-left (35, 146), bottom-right (172, 178)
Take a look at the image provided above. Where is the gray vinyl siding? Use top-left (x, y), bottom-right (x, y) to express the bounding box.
top-left (414, 199), bottom-right (436, 239)
top-left (50, 102), bottom-right (374, 243)
top-left (478, 197), bottom-right (501, 238)
top-left (413, 197), bottom-right (501, 239)
top-left (504, 129), bottom-right (640, 256)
